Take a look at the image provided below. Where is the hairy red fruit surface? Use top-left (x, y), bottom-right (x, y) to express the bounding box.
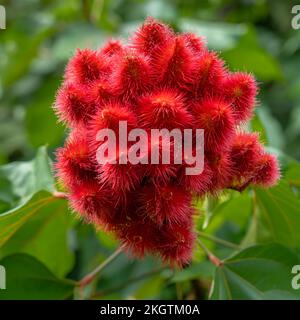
top-left (143, 135), bottom-right (179, 185)
top-left (55, 83), bottom-right (94, 127)
top-left (111, 50), bottom-right (152, 100)
top-left (116, 213), bottom-right (195, 266)
top-left (56, 129), bottom-right (95, 187)
top-left (69, 180), bottom-right (113, 225)
top-left (154, 36), bottom-right (196, 88)
top-left (88, 102), bottom-right (137, 157)
top-left (137, 184), bottom-right (193, 226)
top-left (99, 39), bottom-right (124, 58)
top-left (180, 161), bottom-right (213, 195)
top-left (182, 33), bottom-right (206, 55)
top-left (54, 17), bottom-right (280, 267)
top-left (88, 79), bottom-right (113, 107)
top-left (190, 50), bottom-right (226, 98)
top-left (65, 49), bottom-right (109, 84)
top-left (207, 151), bottom-right (233, 191)
top-left (223, 72), bottom-right (257, 123)
top-left (131, 17), bottom-right (174, 58)
top-left (116, 219), bottom-right (159, 257)
top-left (230, 133), bottom-right (262, 172)
top-left (99, 159), bottom-right (143, 196)
top-left (138, 89), bottom-right (193, 130)
top-left (252, 153), bottom-right (280, 187)
top-left (229, 132), bottom-right (263, 190)
top-left (193, 97), bottom-right (235, 152)
top-left (157, 221), bottom-right (195, 266)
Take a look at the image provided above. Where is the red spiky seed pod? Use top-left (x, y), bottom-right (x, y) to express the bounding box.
top-left (229, 132), bottom-right (263, 190)
top-left (99, 39), bottom-right (124, 58)
top-left (145, 160), bottom-right (179, 186)
top-left (193, 97), bottom-right (235, 153)
top-left (98, 148), bottom-right (144, 196)
top-left (181, 33), bottom-right (206, 56)
top-left (180, 161), bottom-right (213, 195)
top-left (111, 50), bottom-right (152, 100)
top-left (53, 17), bottom-right (280, 267)
top-left (65, 49), bottom-right (109, 84)
top-left (55, 129), bottom-right (95, 187)
top-left (137, 184), bottom-right (193, 226)
top-left (88, 79), bottom-right (113, 107)
top-left (138, 88), bottom-right (193, 130)
top-left (90, 102), bottom-right (137, 133)
top-left (130, 17), bottom-right (174, 58)
top-left (157, 221), bottom-right (195, 267)
top-left (154, 36), bottom-right (196, 89)
top-left (68, 180), bottom-right (113, 225)
top-left (117, 213), bottom-right (195, 267)
top-left (88, 102), bottom-right (137, 156)
top-left (190, 50), bottom-right (226, 98)
top-left (252, 153), bottom-right (280, 187)
top-left (54, 83), bottom-right (94, 127)
top-left (207, 151), bottom-right (233, 191)
top-left (117, 217), bottom-right (161, 258)
top-left (223, 72), bottom-right (257, 123)
top-left (144, 135), bottom-right (179, 185)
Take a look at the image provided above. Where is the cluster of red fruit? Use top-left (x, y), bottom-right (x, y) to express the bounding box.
top-left (54, 18), bottom-right (279, 266)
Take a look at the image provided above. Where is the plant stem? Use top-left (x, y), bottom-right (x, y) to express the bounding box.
top-left (176, 282), bottom-right (184, 300)
top-left (197, 231), bottom-right (240, 250)
top-left (53, 191), bottom-right (68, 199)
top-left (197, 238), bottom-right (223, 267)
top-left (77, 245), bottom-right (124, 287)
top-left (91, 0), bottom-right (104, 24)
top-left (81, 0), bottom-right (91, 22)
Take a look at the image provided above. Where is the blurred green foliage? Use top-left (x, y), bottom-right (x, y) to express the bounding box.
top-left (0, 0), bottom-right (300, 300)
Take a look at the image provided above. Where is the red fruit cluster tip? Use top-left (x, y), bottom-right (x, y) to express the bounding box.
top-left (54, 17), bottom-right (280, 267)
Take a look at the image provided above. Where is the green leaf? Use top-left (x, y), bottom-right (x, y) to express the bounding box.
top-left (51, 23), bottom-right (105, 62)
top-left (0, 193), bottom-right (74, 277)
top-left (222, 29), bottom-right (282, 81)
top-left (25, 76), bottom-right (65, 148)
top-left (254, 181), bottom-right (300, 247)
top-left (134, 275), bottom-right (164, 299)
top-left (0, 191), bottom-right (54, 245)
top-left (0, 254), bottom-right (75, 300)
top-left (285, 161), bottom-right (300, 187)
top-left (203, 197), bottom-right (219, 229)
top-left (204, 191), bottom-right (252, 237)
top-left (250, 112), bottom-right (268, 145)
top-left (1, 27), bottom-right (57, 88)
top-left (255, 106), bottom-right (284, 149)
top-left (222, 47), bottom-right (282, 81)
top-left (97, 230), bottom-right (118, 249)
top-left (0, 148), bottom-right (74, 276)
top-left (178, 19), bottom-right (247, 51)
top-left (0, 146), bottom-right (55, 208)
top-left (171, 261), bottom-right (215, 283)
top-left (210, 244), bottom-right (300, 300)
